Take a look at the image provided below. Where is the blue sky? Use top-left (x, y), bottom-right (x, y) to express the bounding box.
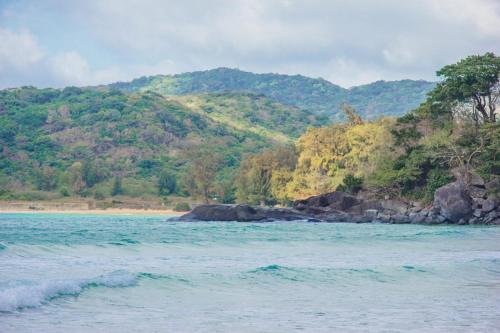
top-left (1, 0), bottom-right (499, 88)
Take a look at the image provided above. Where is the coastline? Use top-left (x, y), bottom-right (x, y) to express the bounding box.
top-left (0, 208), bottom-right (184, 216)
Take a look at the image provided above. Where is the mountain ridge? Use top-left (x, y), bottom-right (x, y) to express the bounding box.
top-left (107, 67), bottom-right (436, 120)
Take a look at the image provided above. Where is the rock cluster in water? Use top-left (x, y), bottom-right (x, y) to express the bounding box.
top-left (174, 172), bottom-right (499, 224)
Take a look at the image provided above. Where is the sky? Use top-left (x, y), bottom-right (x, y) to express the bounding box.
top-left (1, 0), bottom-right (500, 89)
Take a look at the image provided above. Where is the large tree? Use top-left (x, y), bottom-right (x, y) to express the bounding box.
top-left (433, 52), bottom-right (500, 123)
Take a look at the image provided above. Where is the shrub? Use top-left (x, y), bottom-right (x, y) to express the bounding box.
top-left (424, 168), bottom-right (453, 202)
top-left (336, 174), bottom-right (363, 194)
top-left (59, 187), bottom-right (70, 197)
top-left (94, 191), bottom-right (105, 200)
top-left (173, 202), bottom-right (191, 212)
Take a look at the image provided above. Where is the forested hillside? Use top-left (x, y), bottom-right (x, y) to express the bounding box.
top-left (0, 87), bottom-right (323, 201)
top-left (108, 68), bottom-right (435, 120)
top-left (2, 56), bottom-right (494, 207)
top-left (234, 53), bottom-right (499, 206)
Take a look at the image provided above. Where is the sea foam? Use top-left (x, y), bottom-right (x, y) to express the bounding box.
top-left (0, 270), bottom-right (138, 312)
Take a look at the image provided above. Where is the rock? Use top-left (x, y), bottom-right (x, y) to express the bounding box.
top-left (484, 211), bottom-right (498, 224)
top-left (457, 218), bottom-right (467, 225)
top-left (409, 206), bottom-right (422, 213)
top-left (293, 191), bottom-right (361, 212)
top-left (392, 213), bottom-right (410, 224)
top-left (347, 200), bottom-right (382, 215)
top-left (172, 204), bottom-right (317, 222)
top-left (437, 215), bottom-right (447, 223)
top-left (451, 167), bottom-right (485, 187)
top-left (472, 197), bottom-right (484, 209)
top-left (473, 209), bottom-right (483, 218)
top-left (380, 200), bottom-right (408, 214)
top-left (485, 178), bottom-right (500, 191)
top-left (468, 217), bottom-right (478, 225)
top-left (482, 199), bottom-right (496, 213)
top-left (410, 212), bottom-right (426, 224)
top-left (469, 186), bottom-right (486, 199)
top-left (433, 181), bottom-right (472, 223)
top-left (489, 218), bottom-right (500, 225)
top-left (364, 209), bottom-right (378, 219)
top-left (377, 213), bottom-right (391, 223)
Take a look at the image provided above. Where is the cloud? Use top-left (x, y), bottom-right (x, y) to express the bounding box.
top-left (0, 28), bottom-right (43, 71)
top-left (1, 0), bottom-right (500, 88)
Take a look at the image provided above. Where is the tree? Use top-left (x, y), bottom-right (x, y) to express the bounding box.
top-left (182, 146), bottom-right (222, 203)
top-left (158, 171), bottom-right (177, 195)
top-left (433, 52), bottom-right (500, 124)
top-left (342, 103), bottom-right (363, 125)
top-left (111, 176), bottom-right (123, 196)
top-left (33, 166), bottom-right (58, 191)
top-left (82, 160), bottom-right (99, 187)
top-left (236, 145), bottom-right (296, 205)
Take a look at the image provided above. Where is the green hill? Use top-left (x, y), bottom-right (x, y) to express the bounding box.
top-left (109, 67), bottom-right (435, 120)
top-left (0, 86), bottom-right (323, 200)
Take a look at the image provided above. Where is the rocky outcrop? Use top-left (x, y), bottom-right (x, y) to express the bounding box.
top-left (433, 181), bottom-right (472, 223)
top-left (293, 191), bottom-right (361, 212)
top-left (172, 204), bottom-right (320, 222)
top-left (172, 181), bottom-right (500, 224)
top-left (430, 174), bottom-right (500, 225)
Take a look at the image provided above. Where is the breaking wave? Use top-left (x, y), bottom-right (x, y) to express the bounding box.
top-left (0, 270), bottom-right (156, 312)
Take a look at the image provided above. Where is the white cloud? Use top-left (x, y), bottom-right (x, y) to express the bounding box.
top-left (0, 28), bottom-right (43, 71)
top-left (1, 0), bottom-right (500, 88)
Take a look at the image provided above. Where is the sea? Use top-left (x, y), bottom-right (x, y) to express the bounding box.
top-left (0, 213), bottom-right (499, 332)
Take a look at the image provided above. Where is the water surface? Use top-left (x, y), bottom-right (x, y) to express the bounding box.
top-left (1, 213), bottom-right (499, 332)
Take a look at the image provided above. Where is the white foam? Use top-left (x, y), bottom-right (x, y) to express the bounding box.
top-left (0, 270), bottom-right (138, 312)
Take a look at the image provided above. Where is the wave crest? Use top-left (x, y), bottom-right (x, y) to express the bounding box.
top-left (0, 270), bottom-right (139, 312)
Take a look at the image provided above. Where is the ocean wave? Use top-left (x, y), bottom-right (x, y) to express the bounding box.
top-left (244, 265), bottom-right (396, 284)
top-left (245, 264), bottom-right (303, 281)
top-left (0, 242), bottom-right (6, 251)
top-left (0, 270), bottom-right (142, 312)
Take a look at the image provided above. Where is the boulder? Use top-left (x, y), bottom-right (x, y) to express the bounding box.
top-left (392, 213), bottom-right (411, 224)
top-left (483, 211), bottom-right (498, 224)
top-left (347, 200), bottom-right (382, 214)
top-left (472, 197), bottom-right (484, 209)
top-left (468, 217), bottom-right (478, 225)
top-left (293, 191), bottom-right (361, 212)
top-left (469, 186), bottom-right (486, 199)
top-left (172, 204), bottom-right (318, 222)
top-left (380, 199), bottom-right (408, 214)
top-left (485, 178), bottom-right (499, 191)
top-left (451, 167), bottom-right (485, 187)
top-left (433, 181), bottom-right (472, 223)
top-left (482, 199), bottom-right (496, 213)
top-left (409, 212), bottom-right (426, 224)
top-left (364, 209), bottom-right (378, 219)
top-left (473, 209), bottom-right (483, 218)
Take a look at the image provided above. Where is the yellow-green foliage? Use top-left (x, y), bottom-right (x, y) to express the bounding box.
top-left (236, 145), bottom-right (296, 205)
top-left (287, 118), bottom-right (395, 199)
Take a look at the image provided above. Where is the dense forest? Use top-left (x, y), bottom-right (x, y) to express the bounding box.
top-left (0, 54), bottom-right (497, 208)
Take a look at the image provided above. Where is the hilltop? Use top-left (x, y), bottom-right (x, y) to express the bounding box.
top-left (108, 67), bottom-right (435, 120)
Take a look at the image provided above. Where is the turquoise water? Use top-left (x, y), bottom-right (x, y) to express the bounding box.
top-left (0, 214), bottom-right (499, 332)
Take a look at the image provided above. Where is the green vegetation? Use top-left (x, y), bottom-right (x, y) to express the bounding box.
top-left (109, 67), bottom-right (435, 121)
top-left (173, 202), bottom-right (191, 212)
top-left (1, 55), bottom-right (497, 207)
top-left (233, 53), bottom-right (499, 204)
top-left (0, 87), bottom-right (322, 203)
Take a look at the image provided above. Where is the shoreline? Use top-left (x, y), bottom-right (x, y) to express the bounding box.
top-left (0, 208), bottom-right (184, 216)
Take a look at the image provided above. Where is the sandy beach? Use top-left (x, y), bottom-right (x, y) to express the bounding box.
top-left (0, 208), bottom-right (184, 215)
